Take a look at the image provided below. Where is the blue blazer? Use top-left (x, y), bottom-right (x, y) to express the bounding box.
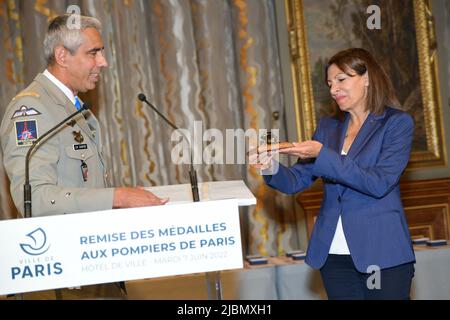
top-left (265, 107), bottom-right (416, 272)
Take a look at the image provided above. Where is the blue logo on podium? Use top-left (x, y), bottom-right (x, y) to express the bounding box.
top-left (19, 228), bottom-right (50, 256)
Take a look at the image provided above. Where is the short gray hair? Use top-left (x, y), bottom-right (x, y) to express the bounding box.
top-left (44, 14), bottom-right (102, 65)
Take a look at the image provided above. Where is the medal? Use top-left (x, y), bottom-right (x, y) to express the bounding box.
top-left (72, 130), bottom-right (84, 143)
top-left (80, 160), bottom-right (88, 182)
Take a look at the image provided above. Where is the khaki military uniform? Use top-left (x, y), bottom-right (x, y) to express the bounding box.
top-left (0, 73), bottom-right (114, 217)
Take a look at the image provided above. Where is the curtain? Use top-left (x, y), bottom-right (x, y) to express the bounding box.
top-left (0, 0), bottom-right (302, 256)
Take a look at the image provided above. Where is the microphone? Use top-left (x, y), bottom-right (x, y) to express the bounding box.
top-left (137, 93), bottom-right (200, 202)
top-left (24, 103), bottom-right (90, 218)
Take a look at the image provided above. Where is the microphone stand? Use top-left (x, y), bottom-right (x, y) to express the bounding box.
top-left (24, 104), bottom-right (89, 218)
top-left (18, 103), bottom-right (89, 300)
top-left (137, 94), bottom-right (199, 202)
top-left (139, 94), bottom-right (225, 300)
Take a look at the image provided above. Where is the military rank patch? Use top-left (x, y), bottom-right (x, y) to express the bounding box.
top-left (12, 91), bottom-right (40, 101)
top-left (15, 120), bottom-right (39, 146)
top-left (11, 105), bottom-right (41, 119)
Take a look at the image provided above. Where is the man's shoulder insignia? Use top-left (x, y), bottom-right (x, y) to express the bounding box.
top-left (11, 105), bottom-right (42, 119)
top-left (12, 91), bottom-right (41, 101)
top-left (14, 119), bottom-right (39, 147)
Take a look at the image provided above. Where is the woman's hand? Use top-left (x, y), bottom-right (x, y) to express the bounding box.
top-left (279, 140), bottom-right (323, 159)
top-left (248, 149), bottom-right (278, 171)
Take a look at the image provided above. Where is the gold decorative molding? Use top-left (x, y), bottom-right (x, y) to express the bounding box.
top-left (410, 0), bottom-right (447, 168)
top-left (284, 0), bottom-right (316, 141)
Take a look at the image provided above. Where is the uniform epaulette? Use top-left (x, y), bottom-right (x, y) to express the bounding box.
top-left (12, 91), bottom-right (40, 101)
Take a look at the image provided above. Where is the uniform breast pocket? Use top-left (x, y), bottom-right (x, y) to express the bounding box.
top-left (63, 145), bottom-right (95, 183)
top-left (65, 145), bottom-right (94, 161)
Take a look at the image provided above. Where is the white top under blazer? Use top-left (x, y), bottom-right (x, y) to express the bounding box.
top-left (329, 149), bottom-right (351, 255)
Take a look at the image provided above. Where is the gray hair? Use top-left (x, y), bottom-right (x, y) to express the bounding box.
top-left (44, 14), bottom-right (102, 65)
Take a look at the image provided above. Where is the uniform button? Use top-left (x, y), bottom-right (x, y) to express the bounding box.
top-left (338, 196), bottom-right (341, 202)
top-left (51, 200), bottom-right (56, 205)
top-left (65, 192), bottom-right (71, 198)
top-left (81, 154), bottom-right (85, 159)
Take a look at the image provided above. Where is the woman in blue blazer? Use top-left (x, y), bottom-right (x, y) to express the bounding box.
top-left (253, 48), bottom-right (415, 299)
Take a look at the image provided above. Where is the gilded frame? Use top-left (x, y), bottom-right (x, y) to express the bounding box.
top-left (284, 0), bottom-right (447, 169)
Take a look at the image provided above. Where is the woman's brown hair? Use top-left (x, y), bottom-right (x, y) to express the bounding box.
top-left (325, 48), bottom-right (400, 116)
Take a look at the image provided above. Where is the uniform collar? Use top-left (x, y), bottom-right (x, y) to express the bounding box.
top-left (35, 73), bottom-right (75, 109)
top-left (43, 69), bottom-right (77, 105)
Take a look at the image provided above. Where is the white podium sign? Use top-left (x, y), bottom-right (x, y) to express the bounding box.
top-left (0, 199), bottom-right (243, 295)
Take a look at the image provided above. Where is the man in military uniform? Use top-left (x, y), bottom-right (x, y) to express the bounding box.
top-left (0, 14), bottom-right (166, 298)
top-left (1, 14), bottom-right (167, 217)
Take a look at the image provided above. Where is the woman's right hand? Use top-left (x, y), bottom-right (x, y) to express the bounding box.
top-left (278, 140), bottom-right (323, 159)
top-left (248, 149), bottom-right (278, 171)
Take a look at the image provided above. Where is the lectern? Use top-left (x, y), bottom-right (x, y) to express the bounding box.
top-left (0, 180), bottom-right (255, 300)
top-left (146, 180), bottom-right (256, 300)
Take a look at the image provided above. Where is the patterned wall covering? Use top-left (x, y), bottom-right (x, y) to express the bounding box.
top-left (0, 0), bottom-right (303, 256)
top-left (446, 0), bottom-right (450, 109)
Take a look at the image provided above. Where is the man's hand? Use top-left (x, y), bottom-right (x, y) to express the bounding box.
top-left (278, 140), bottom-right (323, 159)
top-left (113, 187), bottom-right (169, 208)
